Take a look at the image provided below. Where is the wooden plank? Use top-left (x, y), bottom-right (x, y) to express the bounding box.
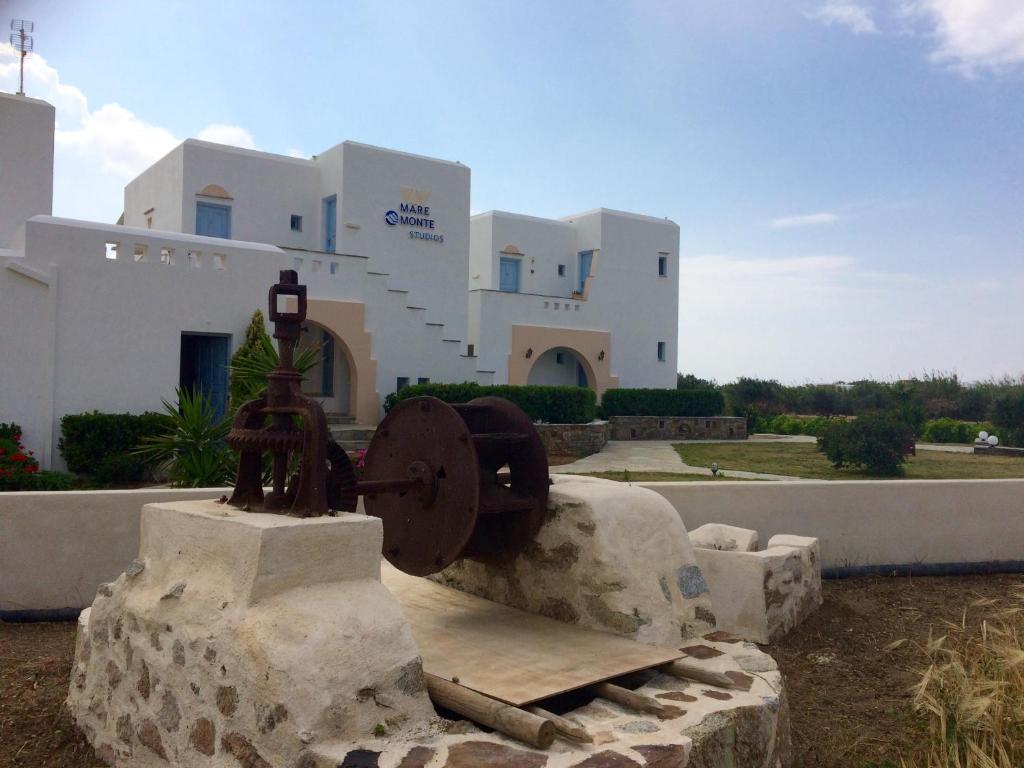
top-left (381, 565), bottom-right (683, 706)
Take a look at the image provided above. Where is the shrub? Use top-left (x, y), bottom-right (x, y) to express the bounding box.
top-left (599, 388), bottom-right (724, 418)
top-left (58, 412), bottom-right (166, 484)
top-left (817, 412), bottom-right (914, 476)
top-left (384, 382), bottom-right (597, 424)
top-left (920, 417), bottom-right (990, 444)
top-left (134, 387), bottom-right (234, 487)
top-left (990, 389), bottom-right (1024, 447)
top-left (0, 422), bottom-right (42, 490)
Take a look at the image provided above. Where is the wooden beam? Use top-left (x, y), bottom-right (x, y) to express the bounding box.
top-left (588, 682), bottom-right (666, 716)
top-left (661, 660), bottom-right (734, 689)
top-left (425, 673), bottom-right (555, 750)
top-left (525, 706), bottom-right (592, 743)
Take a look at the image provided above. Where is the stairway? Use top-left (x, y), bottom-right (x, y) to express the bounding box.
top-left (327, 415), bottom-right (376, 453)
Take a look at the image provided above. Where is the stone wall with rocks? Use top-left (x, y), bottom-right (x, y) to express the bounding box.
top-left (609, 417), bottom-right (747, 441)
top-left (536, 421), bottom-right (609, 458)
top-left (67, 501), bottom-right (437, 767)
top-left (689, 524), bottom-right (822, 644)
top-left (432, 476), bottom-right (717, 646)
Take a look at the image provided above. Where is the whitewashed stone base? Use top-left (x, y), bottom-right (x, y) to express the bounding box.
top-left (67, 500), bottom-right (437, 767)
top-left (305, 633), bottom-right (790, 768)
top-left (690, 525), bottom-right (822, 644)
top-left (432, 476), bottom-right (717, 647)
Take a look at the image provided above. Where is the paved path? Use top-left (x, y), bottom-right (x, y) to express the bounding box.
top-left (556, 440), bottom-right (800, 481)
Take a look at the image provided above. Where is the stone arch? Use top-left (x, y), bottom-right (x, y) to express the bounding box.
top-left (304, 300), bottom-right (379, 425)
top-left (507, 325), bottom-right (619, 401)
top-left (297, 320), bottom-right (354, 416)
top-left (526, 346), bottom-right (595, 390)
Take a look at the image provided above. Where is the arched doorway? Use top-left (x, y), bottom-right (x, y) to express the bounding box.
top-left (297, 321), bottom-right (353, 416)
top-left (526, 346), bottom-right (592, 389)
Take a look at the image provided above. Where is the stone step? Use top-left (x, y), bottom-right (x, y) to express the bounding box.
top-left (325, 413), bottom-right (356, 425)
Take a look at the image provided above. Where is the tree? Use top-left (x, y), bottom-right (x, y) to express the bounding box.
top-left (818, 412), bottom-right (914, 476)
top-left (228, 309), bottom-right (320, 412)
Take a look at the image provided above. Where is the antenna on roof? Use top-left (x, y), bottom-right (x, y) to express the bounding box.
top-left (9, 19), bottom-right (34, 96)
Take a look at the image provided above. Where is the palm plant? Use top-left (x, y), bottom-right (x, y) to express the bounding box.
top-left (134, 387), bottom-right (234, 487)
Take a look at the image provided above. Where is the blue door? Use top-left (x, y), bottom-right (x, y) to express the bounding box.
top-left (499, 257), bottom-right (520, 293)
top-left (195, 202), bottom-right (231, 238)
top-left (180, 333), bottom-right (230, 419)
top-left (578, 250), bottom-right (593, 293)
top-left (323, 195), bottom-right (337, 252)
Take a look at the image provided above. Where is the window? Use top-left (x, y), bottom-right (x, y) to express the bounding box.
top-left (417, 377), bottom-right (431, 385)
top-left (657, 341), bottom-right (666, 361)
top-left (195, 202), bottom-right (231, 239)
top-left (104, 242), bottom-right (118, 260)
top-left (499, 257), bottom-right (520, 293)
top-left (557, 264), bottom-right (566, 276)
top-left (329, 262), bottom-right (338, 275)
top-left (213, 254), bottom-right (227, 271)
top-left (132, 244), bottom-right (147, 262)
top-left (658, 255), bottom-right (667, 276)
top-left (160, 247), bottom-right (175, 265)
top-left (466, 343), bottom-right (475, 357)
top-left (290, 214), bottom-right (303, 232)
top-left (187, 250), bottom-right (202, 269)
top-left (396, 376), bottom-right (410, 392)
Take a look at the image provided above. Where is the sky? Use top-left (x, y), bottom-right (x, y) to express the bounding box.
top-left (1, 0), bottom-right (1022, 385)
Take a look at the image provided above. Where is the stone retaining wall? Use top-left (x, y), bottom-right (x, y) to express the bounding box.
top-left (536, 421), bottom-right (609, 457)
top-left (609, 416), bottom-right (747, 441)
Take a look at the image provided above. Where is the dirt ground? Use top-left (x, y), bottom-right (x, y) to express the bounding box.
top-left (2, 574), bottom-right (1021, 768)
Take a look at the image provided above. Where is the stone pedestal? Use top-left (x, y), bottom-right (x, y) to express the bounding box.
top-left (690, 525), bottom-right (822, 644)
top-left (67, 500), bottom-right (435, 767)
top-left (432, 475), bottom-right (717, 647)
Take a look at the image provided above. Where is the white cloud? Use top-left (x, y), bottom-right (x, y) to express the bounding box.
top-left (901, 0), bottom-right (1024, 75)
top-left (197, 124), bottom-right (257, 150)
top-left (769, 211), bottom-right (840, 228)
top-left (807, 2), bottom-right (880, 34)
top-left (0, 44), bottom-right (258, 220)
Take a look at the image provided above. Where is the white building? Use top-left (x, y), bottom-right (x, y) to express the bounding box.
top-left (0, 92), bottom-right (679, 468)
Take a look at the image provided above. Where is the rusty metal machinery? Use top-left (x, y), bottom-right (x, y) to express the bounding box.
top-left (228, 271), bottom-right (550, 575)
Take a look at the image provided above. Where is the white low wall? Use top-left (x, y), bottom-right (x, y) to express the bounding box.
top-left (0, 488), bottom-right (228, 619)
top-left (643, 479), bottom-right (1024, 576)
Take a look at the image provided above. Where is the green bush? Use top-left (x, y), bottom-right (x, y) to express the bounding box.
top-left (599, 388), bottom-right (724, 418)
top-left (134, 387), bottom-right (234, 487)
top-left (920, 417), bottom-right (994, 444)
top-left (228, 309), bottom-right (320, 411)
top-left (384, 382), bottom-right (597, 424)
top-left (818, 412), bottom-right (914, 476)
top-left (59, 411), bottom-right (166, 484)
top-left (991, 389), bottom-right (1024, 447)
top-left (757, 414), bottom-right (834, 437)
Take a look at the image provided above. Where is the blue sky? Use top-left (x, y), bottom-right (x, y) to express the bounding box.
top-left (2, 1), bottom-right (1022, 383)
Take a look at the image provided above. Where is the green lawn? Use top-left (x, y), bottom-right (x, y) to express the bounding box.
top-left (673, 442), bottom-right (1024, 480)
top-left (572, 471), bottom-right (763, 482)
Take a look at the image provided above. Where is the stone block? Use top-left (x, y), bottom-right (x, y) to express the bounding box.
top-left (693, 533), bottom-right (822, 644)
top-left (608, 416), bottom-right (747, 441)
top-left (67, 499), bottom-right (434, 767)
top-left (536, 421), bottom-right (609, 458)
top-left (689, 523), bottom-right (759, 552)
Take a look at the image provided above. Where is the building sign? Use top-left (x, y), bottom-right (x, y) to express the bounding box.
top-left (384, 186), bottom-right (444, 243)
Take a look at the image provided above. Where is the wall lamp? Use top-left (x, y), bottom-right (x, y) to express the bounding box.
top-left (525, 347), bottom-right (533, 359)
top-left (598, 350), bottom-right (605, 361)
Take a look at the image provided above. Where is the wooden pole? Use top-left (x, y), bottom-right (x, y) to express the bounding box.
top-left (588, 682), bottom-right (666, 716)
top-left (425, 673), bottom-right (555, 750)
top-left (661, 660), bottom-right (734, 689)
top-left (525, 705), bottom-right (592, 743)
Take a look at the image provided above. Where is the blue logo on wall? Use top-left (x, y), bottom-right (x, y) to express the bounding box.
top-left (384, 210), bottom-right (399, 225)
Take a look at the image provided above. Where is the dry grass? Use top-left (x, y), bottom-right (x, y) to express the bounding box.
top-left (903, 587), bottom-right (1024, 767)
